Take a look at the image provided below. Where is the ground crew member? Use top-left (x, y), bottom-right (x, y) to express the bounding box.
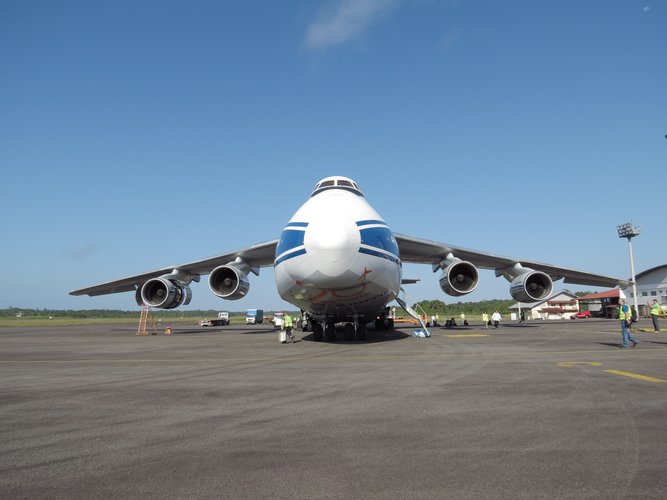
top-left (650, 299), bottom-right (661, 332)
top-left (618, 299), bottom-right (639, 348)
top-left (284, 313), bottom-right (294, 342)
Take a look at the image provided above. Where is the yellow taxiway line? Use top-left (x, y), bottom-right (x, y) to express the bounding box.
top-left (603, 369), bottom-right (667, 383)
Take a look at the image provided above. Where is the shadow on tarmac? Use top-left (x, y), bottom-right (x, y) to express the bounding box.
top-left (496, 324), bottom-right (540, 329)
top-left (597, 342), bottom-right (636, 349)
top-left (240, 328), bottom-right (278, 335)
top-left (299, 329), bottom-right (411, 344)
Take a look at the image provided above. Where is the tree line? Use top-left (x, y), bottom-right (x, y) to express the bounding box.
top-left (3, 299), bottom-right (521, 320)
top-left (410, 299), bottom-right (515, 318)
top-left (0, 308), bottom-right (252, 319)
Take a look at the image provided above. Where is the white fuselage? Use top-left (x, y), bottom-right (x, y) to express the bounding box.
top-left (274, 187), bottom-right (402, 322)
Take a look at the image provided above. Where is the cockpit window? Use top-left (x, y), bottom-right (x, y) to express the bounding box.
top-left (311, 177), bottom-right (363, 197)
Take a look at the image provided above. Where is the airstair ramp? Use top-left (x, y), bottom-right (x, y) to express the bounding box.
top-left (396, 288), bottom-right (431, 337)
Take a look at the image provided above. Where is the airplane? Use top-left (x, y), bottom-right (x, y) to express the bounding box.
top-left (70, 175), bottom-right (628, 341)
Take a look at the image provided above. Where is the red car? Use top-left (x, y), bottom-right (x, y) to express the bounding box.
top-left (570, 311), bottom-right (592, 319)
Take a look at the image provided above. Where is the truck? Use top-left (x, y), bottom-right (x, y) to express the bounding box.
top-left (245, 309), bottom-right (264, 325)
top-left (200, 312), bottom-right (230, 327)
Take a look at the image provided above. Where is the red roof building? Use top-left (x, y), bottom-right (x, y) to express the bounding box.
top-left (576, 289), bottom-right (622, 301)
top-left (577, 289), bottom-right (623, 318)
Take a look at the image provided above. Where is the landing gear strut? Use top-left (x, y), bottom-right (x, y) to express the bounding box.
top-left (312, 321), bottom-right (323, 342)
top-left (355, 320), bottom-right (367, 341)
top-left (324, 321), bottom-right (336, 342)
top-left (306, 317), bottom-right (368, 342)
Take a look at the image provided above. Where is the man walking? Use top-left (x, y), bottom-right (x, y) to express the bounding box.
top-left (491, 310), bottom-right (502, 329)
top-left (284, 313), bottom-right (294, 342)
top-left (650, 299), bottom-right (661, 332)
top-left (618, 299), bottom-right (639, 348)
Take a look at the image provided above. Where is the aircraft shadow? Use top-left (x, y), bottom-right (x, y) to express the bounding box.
top-left (169, 326), bottom-right (277, 335)
top-left (241, 328), bottom-right (279, 335)
top-left (299, 329), bottom-right (410, 344)
top-left (172, 328), bottom-right (226, 335)
top-left (500, 324), bottom-right (540, 329)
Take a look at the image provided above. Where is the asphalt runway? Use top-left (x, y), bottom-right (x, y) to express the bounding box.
top-left (2, 319), bottom-right (667, 499)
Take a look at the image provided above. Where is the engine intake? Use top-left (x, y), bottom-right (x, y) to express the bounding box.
top-left (140, 278), bottom-right (192, 309)
top-left (209, 265), bottom-right (250, 300)
top-left (509, 271), bottom-right (553, 302)
top-left (439, 260), bottom-right (479, 297)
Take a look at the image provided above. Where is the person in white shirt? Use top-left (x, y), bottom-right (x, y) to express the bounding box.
top-left (491, 311), bottom-right (502, 329)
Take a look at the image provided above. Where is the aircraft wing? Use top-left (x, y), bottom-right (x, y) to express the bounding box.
top-left (394, 233), bottom-right (630, 288)
top-left (70, 239), bottom-right (279, 297)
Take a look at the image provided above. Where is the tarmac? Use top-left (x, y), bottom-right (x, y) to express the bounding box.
top-left (1, 319), bottom-right (667, 499)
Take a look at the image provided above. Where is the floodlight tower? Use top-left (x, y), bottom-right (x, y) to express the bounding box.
top-left (617, 222), bottom-right (641, 315)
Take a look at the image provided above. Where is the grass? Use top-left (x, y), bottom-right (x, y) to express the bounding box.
top-left (0, 314), bottom-right (257, 328)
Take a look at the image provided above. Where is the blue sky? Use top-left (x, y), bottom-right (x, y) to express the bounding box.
top-left (1, 0), bottom-right (665, 311)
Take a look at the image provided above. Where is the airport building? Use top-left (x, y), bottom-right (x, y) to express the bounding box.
top-left (620, 264), bottom-right (667, 315)
top-left (575, 289), bottom-right (622, 318)
top-left (509, 291), bottom-right (579, 320)
top-left (523, 264), bottom-right (667, 320)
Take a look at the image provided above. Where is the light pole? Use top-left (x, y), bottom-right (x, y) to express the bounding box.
top-left (617, 222), bottom-right (641, 316)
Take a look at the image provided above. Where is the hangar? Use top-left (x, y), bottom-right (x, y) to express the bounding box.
top-left (576, 288), bottom-right (623, 318)
top-left (621, 264), bottom-right (667, 316)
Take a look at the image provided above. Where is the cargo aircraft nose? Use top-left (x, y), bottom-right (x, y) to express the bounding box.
top-left (304, 213), bottom-right (360, 276)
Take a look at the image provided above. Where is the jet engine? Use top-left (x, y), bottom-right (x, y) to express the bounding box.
top-left (140, 278), bottom-right (192, 309)
top-left (509, 271), bottom-right (553, 302)
top-left (439, 260), bottom-right (479, 297)
top-left (209, 264), bottom-right (250, 300)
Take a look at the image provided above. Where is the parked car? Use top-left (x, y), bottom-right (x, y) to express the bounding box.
top-left (570, 311), bottom-right (592, 319)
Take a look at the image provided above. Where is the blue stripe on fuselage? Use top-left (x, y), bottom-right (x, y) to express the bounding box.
top-left (357, 222), bottom-right (400, 260)
top-left (275, 248), bottom-right (306, 266)
top-left (275, 222), bottom-right (308, 266)
top-left (274, 220), bottom-right (401, 267)
top-left (359, 247), bottom-right (401, 265)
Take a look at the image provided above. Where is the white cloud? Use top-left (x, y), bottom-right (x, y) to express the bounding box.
top-left (304, 0), bottom-right (398, 50)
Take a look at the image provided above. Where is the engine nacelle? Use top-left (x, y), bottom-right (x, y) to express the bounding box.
top-left (140, 278), bottom-right (192, 309)
top-left (209, 265), bottom-right (250, 300)
top-left (439, 260), bottom-right (479, 297)
top-left (509, 271), bottom-right (553, 302)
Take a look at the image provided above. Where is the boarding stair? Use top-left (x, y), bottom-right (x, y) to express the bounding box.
top-left (396, 288), bottom-right (431, 337)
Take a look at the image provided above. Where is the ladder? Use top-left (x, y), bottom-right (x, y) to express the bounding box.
top-left (137, 304), bottom-right (157, 335)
